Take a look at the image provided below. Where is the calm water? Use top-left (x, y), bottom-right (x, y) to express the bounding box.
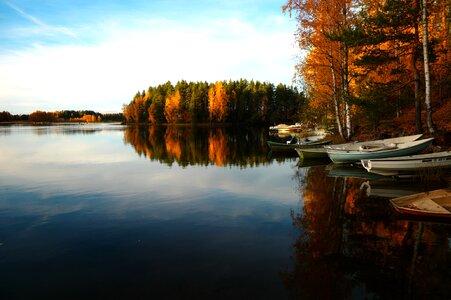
top-left (0, 124), bottom-right (450, 299)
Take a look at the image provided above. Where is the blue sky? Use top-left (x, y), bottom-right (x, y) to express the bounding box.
top-left (0, 0), bottom-right (298, 114)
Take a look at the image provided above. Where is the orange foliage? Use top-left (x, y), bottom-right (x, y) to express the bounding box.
top-left (208, 81), bottom-right (229, 122)
top-left (29, 110), bottom-right (57, 122)
top-left (208, 129), bottom-right (229, 167)
top-left (165, 126), bottom-right (182, 160)
top-left (82, 114), bottom-right (99, 123)
top-left (286, 0), bottom-right (450, 135)
top-left (164, 90), bottom-right (181, 123)
top-left (392, 100), bottom-right (451, 135)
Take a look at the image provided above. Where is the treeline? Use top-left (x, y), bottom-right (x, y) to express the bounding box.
top-left (284, 0), bottom-right (450, 139)
top-left (0, 110), bottom-right (124, 123)
top-left (122, 80), bottom-right (306, 124)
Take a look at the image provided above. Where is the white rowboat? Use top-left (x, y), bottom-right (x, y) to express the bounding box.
top-left (324, 134), bottom-right (423, 151)
top-left (361, 151), bottom-right (451, 176)
top-left (327, 138), bottom-right (434, 164)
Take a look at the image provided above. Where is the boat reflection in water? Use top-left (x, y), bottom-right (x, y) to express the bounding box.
top-left (283, 165), bottom-right (451, 300)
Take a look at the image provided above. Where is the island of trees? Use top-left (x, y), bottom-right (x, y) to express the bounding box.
top-left (122, 80), bottom-right (305, 125)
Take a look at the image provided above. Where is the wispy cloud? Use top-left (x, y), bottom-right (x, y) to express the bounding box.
top-left (0, 1), bottom-right (298, 114)
top-left (5, 1), bottom-right (76, 38)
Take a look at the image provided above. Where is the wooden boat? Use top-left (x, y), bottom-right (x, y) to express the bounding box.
top-left (326, 138), bottom-right (434, 164)
top-left (267, 137), bottom-right (332, 152)
top-left (269, 123), bottom-right (291, 133)
top-left (361, 151), bottom-right (451, 176)
top-left (295, 147), bottom-right (329, 159)
top-left (269, 123), bottom-right (304, 133)
top-left (390, 189), bottom-right (451, 218)
top-left (324, 134), bottom-right (423, 151)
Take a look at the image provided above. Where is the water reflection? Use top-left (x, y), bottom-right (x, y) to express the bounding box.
top-left (124, 125), bottom-right (281, 167)
top-left (0, 124), bottom-right (300, 299)
top-left (283, 165), bottom-right (451, 299)
top-left (0, 123), bottom-right (125, 136)
top-left (2, 124), bottom-right (450, 298)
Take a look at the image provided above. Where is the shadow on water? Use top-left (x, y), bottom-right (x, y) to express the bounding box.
top-left (283, 165), bottom-right (451, 300)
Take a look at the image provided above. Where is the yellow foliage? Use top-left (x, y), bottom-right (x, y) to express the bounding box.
top-left (208, 129), bottom-right (228, 167)
top-left (164, 90), bottom-right (181, 123)
top-left (208, 81), bottom-right (229, 122)
top-left (165, 126), bottom-right (182, 160)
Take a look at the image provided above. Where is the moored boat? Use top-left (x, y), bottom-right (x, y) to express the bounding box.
top-left (269, 123), bottom-right (291, 133)
top-left (267, 137), bottom-right (332, 152)
top-left (361, 151), bottom-right (451, 176)
top-left (324, 134), bottom-right (423, 151)
top-left (269, 123), bottom-right (304, 133)
top-left (390, 189), bottom-right (451, 218)
top-left (327, 137), bottom-right (434, 164)
top-left (295, 147), bottom-right (329, 160)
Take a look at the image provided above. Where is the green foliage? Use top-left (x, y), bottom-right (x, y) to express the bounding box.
top-left (353, 81), bottom-right (412, 130)
top-left (0, 111), bottom-right (13, 122)
top-left (123, 80), bottom-right (305, 124)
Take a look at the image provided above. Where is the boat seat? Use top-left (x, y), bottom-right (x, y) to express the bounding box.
top-left (359, 143), bottom-right (397, 152)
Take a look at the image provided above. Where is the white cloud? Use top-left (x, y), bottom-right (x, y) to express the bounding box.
top-left (0, 15), bottom-right (297, 114)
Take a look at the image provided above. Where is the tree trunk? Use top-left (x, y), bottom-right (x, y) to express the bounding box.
top-left (421, 0), bottom-right (436, 134)
top-left (329, 46), bottom-right (344, 139)
top-left (342, 4), bottom-right (351, 140)
top-left (412, 4), bottom-right (423, 133)
top-left (343, 42), bottom-right (352, 140)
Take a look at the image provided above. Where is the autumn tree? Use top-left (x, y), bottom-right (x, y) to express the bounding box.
top-left (29, 110), bottom-right (57, 122)
top-left (208, 81), bottom-right (229, 122)
top-left (147, 82), bottom-right (172, 124)
top-left (164, 89), bottom-right (181, 123)
top-left (284, 0), bottom-right (358, 140)
top-left (343, 0), bottom-right (427, 132)
top-left (123, 80), bottom-right (304, 124)
top-left (285, 0), bottom-right (449, 136)
top-left (421, 0), bottom-right (437, 134)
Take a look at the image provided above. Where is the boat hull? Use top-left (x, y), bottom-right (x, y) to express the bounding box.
top-left (267, 139), bottom-right (332, 152)
top-left (327, 138), bottom-right (434, 164)
top-left (295, 147), bottom-right (329, 159)
top-left (390, 189), bottom-right (451, 218)
top-left (325, 134), bottom-right (423, 151)
top-left (361, 151), bottom-right (451, 176)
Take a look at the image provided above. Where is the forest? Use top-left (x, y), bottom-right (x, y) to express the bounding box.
top-left (123, 0), bottom-right (449, 141)
top-left (122, 80), bottom-right (305, 125)
top-left (0, 110), bottom-right (123, 123)
top-left (283, 0), bottom-right (450, 140)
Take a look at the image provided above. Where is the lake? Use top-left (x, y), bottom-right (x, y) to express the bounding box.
top-left (0, 124), bottom-right (450, 299)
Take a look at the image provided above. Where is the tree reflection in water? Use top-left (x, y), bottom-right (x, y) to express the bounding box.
top-left (123, 125), bottom-right (278, 167)
top-left (283, 166), bottom-right (451, 300)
